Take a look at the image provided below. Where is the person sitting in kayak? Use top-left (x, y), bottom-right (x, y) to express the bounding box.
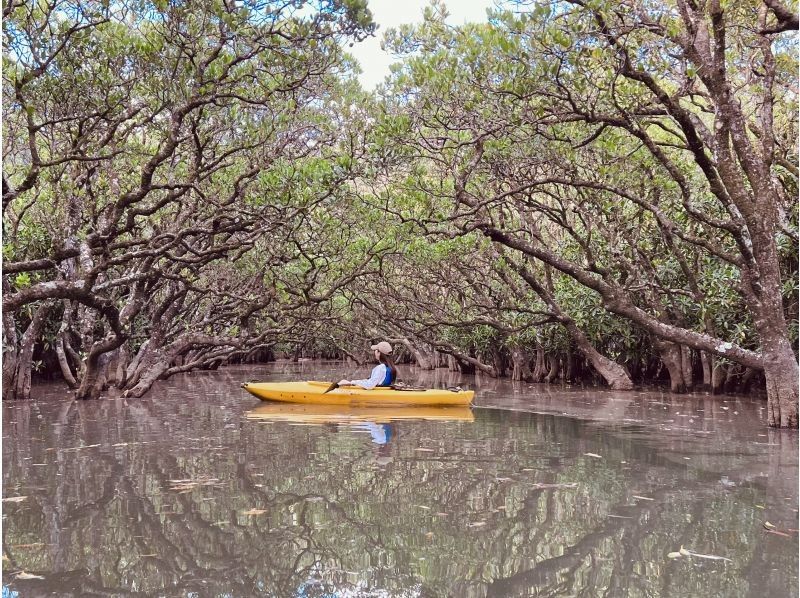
top-left (338, 341), bottom-right (398, 389)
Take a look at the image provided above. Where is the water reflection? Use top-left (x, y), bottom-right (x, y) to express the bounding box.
top-left (2, 362), bottom-right (797, 597)
top-left (245, 403), bottom-right (475, 423)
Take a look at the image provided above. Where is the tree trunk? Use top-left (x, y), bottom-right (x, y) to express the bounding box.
top-left (55, 333), bottom-right (78, 389)
top-left (447, 354), bottom-right (459, 372)
top-left (105, 348), bottom-right (121, 386)
top-left (76, 340), bottom-right (121, 400)
top-left (764, 338), bottom-right (798, 428)
top-left (76, 304), bottom-right (97, 378)
top-left (63, 332), bottom-right (81, 371)
top-left (398, 339), bottom-right (434, 370)
top-left (122, 339), bottom-right (181, 396)
top-left (564, 350), bottom-right (574, 382)
top-left (739, 367), bottom-right (756, 393)
top-left (510, 348), bottom-right (532, 381)
top-left (724, 362), bottom-right (740, 393)
top-left (125, 340), bottom-right (151, 387)
top-left (532, 348), bottom-right (546, 382)
top-left (700, 351), bottom-right (713, 390)
top-left (73, 282), bottom-right (145, 399)
top-left (544, 355), bottom-right (559, 383)
top-left (763, 343), bottom-right (798, 427)
top-left (12, 303), bottom-right (52, 400)
top-left (490, 346), bottom-right (506, 377)
top-left (53, 301), bottom-right (78, 388)
top-left (567, 324), bottom-right (633, 390)
top-left (711, 359), bottom-right (727, 393)
top-left (3, 310), bottom-right (19, 398)
top-left (123, 342), bottom-right (165, 395)
top-left (625, 357), bottom-right (637, 381)
top-left (657, 341), bottom-right (687, 393)
top-left (124, 360), bottom-right (172, 398)
top-left (680, 345), bottom-right (694, 390)
top-left (115, 345), bottom-right (129, 388)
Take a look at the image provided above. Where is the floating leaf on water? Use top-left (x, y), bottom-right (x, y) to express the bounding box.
top-left (168, 477), bottom-right (221, 492)
top-left (68, 444), bottom-right (101, 451)
top-left (2, 496), bottom-right (27, 503)
top-left (584, 453), bottom-right (603, 459)
top-left (687, 550), bottom-right (733, 562)
top-left (530, 482), bottom-right (578, 490)
top-left (16, 571), bottom-right (45, 580)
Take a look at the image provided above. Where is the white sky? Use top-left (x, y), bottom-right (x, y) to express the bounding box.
top-left (349, 0), bottom-right (497, 90)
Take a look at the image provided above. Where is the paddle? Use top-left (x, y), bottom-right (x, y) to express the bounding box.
top-left (322, 381), bottom-right (339, 394)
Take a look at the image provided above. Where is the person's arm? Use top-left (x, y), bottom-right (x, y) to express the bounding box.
top-left (348, 365), bottom-right (385, 390)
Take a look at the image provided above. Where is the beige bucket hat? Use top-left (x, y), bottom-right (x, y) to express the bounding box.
top-left (370, 341), bottom-right (393, 355)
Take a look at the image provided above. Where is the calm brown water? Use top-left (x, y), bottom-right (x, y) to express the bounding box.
top-left (3, 361), bottom-right (798, 597)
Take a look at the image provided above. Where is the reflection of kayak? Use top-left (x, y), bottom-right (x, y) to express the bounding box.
top-left (241, 381), bottom-right (473, 406)
top-left (245, 403), bottom-right (475, 423)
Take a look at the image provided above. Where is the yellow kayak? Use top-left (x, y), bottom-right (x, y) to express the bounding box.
top-left (241, 380), bottom-right (474, 407)
top-left (245, 403), bottom-right (474, 424)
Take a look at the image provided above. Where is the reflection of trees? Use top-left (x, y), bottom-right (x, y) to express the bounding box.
top-left (3, 380), bottom-right (797, 597)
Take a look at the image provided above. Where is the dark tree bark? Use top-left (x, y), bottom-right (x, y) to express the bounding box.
top-left (544, 355), bottom-right (560, 383)
top-left (700, 352), bottom-right (713, 390)
top-left (711, 359), bottom-right (727, 393)
top-left (55, 332), bottom-right (78, 389)
top-left (532, 348), bottom-right (546, 382)
top-left (510, 348), bottom-right (533, 381)
top-left (656, 341), bottom-right (688, 393)
top-left (2, 309), bottom-right (19, 397)
top-left (9, 302), bottom-right (52, 400)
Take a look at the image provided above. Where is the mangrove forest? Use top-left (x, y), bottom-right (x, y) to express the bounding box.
top-left (3, 0), bottom-right (798, 426)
